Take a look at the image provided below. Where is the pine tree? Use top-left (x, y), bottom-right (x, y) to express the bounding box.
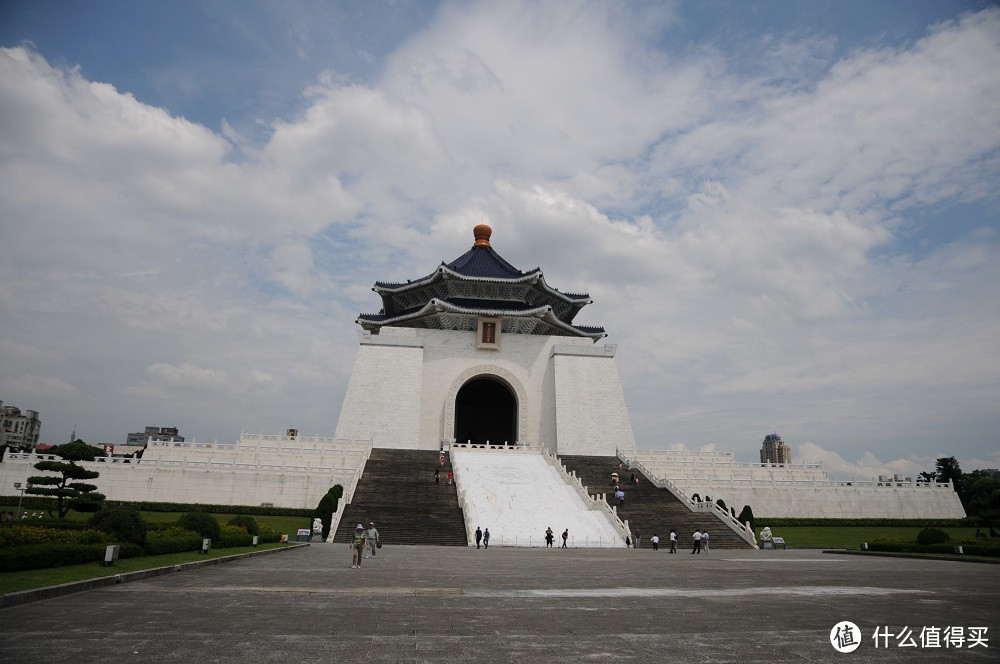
top-left (27, 440), bottom-right (106, 518)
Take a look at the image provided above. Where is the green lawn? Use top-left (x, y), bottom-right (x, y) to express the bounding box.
top-left (0, 542), bottom-right (297, 595)
top-left (755, 526), bottom-right (982, 549)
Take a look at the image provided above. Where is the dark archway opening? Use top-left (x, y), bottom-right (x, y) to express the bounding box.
top-left (455, 377), bottom-right (516, 445)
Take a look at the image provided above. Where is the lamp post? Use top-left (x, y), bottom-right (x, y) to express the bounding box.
top-left (13, 482), bottom-right (28, 519)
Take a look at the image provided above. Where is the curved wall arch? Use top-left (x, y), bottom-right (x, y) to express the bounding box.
top-left (442, 364), bottom-right (529, 446)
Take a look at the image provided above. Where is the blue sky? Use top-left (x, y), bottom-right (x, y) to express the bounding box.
top-left (1, 1), bottom-right (998, 479)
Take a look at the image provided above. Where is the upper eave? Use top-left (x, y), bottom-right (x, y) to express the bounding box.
top-left (373, 263), bottom-right (591, 305)
top-left (357, 298), bottom-right (605, 340)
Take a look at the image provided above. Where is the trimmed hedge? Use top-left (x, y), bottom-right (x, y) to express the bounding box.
top-left (867, 538), bottom-right (1000, 557)
top-left (758, 517), bottom-right (971, 528)
top-left (0, 541), bottom-right (143, 572)
top-left (102, 500), bottom-right (312, 517)
top-left (0, 496), bottom-right (314, 518)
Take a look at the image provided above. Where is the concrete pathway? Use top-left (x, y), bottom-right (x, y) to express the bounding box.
top-left (1, 545), bottom-right (996, 662)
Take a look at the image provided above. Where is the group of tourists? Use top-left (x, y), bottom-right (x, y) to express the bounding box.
top-left (624, 528), bottom-right (709, 553)
top-left (474, 526), bottom-right (491, 548)
top-left (542, 527), bottom-right (570, 548)
top-left (349, 521), bottom-right (381, 568)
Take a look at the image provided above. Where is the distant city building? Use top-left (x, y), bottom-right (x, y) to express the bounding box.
top-left (125, 426), bottom-right (184, 445)
top-left (760, 433), bottom-right (792, 465)
top-left (1, 401), bottom-right (41, 452)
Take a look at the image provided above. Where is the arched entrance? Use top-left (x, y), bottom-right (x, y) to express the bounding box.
top-left (454, 376), bottom-right (517, 445)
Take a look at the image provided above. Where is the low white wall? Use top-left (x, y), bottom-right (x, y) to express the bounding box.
top-left (669, 480), bottom-right (966, 519)
top-left (0, 437), bottom-right (372, 510)
top-left (632, 449), bottom-right (966, 519)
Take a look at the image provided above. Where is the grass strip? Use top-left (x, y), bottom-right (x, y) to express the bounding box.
top-left (824, 549), bottom-right (1000, 564)
top-left (0, 542), bottom-right (300, 595)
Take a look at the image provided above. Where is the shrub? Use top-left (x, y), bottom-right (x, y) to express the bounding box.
top-left (917, 527), bottom-right (950, 546)
top-left (217, 525), bottom-right (253, 548)
top-left (89, 508), bottom-right (148, 546)
top-left (715, 498), bottom-right (727, 512)
top-left (738, 505), bottom-right (756, 531)
top-left (226, 515), bottom-right (259, 536)
top-left (176, 512), bottom-right (221, 540)
top-left (313, 485), bottom-right (344, 538)
top-left (144, 527), bottom-right (203, 555)
top-left (257, 523), bottom-right (281, 543)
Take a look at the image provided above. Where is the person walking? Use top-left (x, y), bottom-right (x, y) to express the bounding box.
top-left (475, 526), bottom-right (482, 549)
top-left (434, 467), bottom-right (440, 484)
top-left (650, 534), bottom-right (659, 551)
top-left (669, 529), bottom-right (677, 554)
top-left (447, 470), bottom-right (453, 485)
top-left (483, 528), bottom-right (490, 549)
top-left (692, 529), bottom-right (702, 554)
top-left (545, 527), bottom-right (554, 548)
top-left (561, 529), bottom-right (569, 548)
top-left (634, 532), bottom-right (641, 549)
top-left (615, 488), bottom-right (625, 507)
top-left (350, 524), bottom-right (367, 568)
top-left (702, 530), bottom-right (709, 554)
top-left (365, 522), bottom-right (380, 559)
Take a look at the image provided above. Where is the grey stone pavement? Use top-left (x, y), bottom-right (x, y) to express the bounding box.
top-left (1, 545), bottom-right (996, 663)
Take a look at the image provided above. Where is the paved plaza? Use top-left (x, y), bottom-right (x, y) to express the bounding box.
top-left (1, 545), bottom-right (996, 663)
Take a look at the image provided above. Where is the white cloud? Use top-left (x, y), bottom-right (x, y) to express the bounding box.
top-left (145, 362), bottom-right (226, 390)
top-left (0, 5), bottom-right (997, 471)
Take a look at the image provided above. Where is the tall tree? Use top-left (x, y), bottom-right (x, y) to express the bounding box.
top-left (935, 457), bottom-right (963, 490)
top-left (27, 440), bottom-right (106, 518)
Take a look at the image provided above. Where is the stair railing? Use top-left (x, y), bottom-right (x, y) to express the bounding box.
top-left (450, 453), bottom-right (475, 546)
top-left (617, 449), bottom-right (758, 549)
top-left (545, 452), bottom-right (629, 546)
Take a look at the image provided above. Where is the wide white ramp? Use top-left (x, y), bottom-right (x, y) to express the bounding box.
top-left (452, 449), bottom-right (625, 547)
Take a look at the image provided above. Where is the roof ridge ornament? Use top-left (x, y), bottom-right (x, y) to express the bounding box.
top-left (472, 223), bottom-right (492, 248)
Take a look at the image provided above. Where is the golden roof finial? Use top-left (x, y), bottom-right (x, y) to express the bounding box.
top-left (473, 223), bottom-right (492, 248)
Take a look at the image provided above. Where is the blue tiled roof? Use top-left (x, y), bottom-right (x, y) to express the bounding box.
top-left (445, 246), bottom-right (534, 279)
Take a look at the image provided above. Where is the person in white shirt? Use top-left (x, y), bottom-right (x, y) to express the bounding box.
top-left (669, 529), bottom-right (677, 554)
top-left (692, 529), bottom-right (702, 554)
top-left (702, 530), bottom-right (710, 554)
top-left (650, 534), bottom-right (660, 551)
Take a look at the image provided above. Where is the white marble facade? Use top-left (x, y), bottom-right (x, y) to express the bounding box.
top-left (334, 327), bottom-right (637, 456)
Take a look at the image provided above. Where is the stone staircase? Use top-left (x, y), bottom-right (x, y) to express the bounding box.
top-left (558, 455), bottom-right (753, 550)
top-left (334, 449), bottom-right (468, 546)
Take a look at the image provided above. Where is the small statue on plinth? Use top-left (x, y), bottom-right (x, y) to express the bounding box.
top-left (311, 517), bottom-right (324, 542)
top-left (759, 526), bottom-right (773, 548)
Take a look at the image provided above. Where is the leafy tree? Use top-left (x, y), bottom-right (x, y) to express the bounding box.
top-left (27, 440), bottom-right (105, 518)
top-left (918, 471), bottom-right (936, 483)
top-left (313, 484), bottom-right (344, 538)
top-left (962, 471), bottom-right (1000, 519)
top-left (935, 457), bottom-right (963, 491)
